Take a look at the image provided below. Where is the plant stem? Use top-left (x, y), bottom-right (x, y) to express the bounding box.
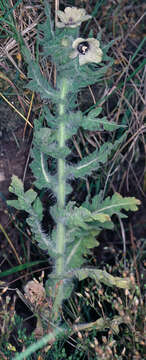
top-left (53, 78), bottom-right (69, 320)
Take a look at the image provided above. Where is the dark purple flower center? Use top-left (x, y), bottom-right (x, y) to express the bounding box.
top-left (77, 41), bottom-right (89, 55)
top-left (68, 17), bottom-right (73, 23)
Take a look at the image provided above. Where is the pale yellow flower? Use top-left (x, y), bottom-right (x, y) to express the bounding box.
top-left (70, 37), bottom-right (103, 65)
top-left (56, 7), bottom-right (91, 28)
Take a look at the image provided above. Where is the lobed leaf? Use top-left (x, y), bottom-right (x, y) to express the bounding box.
top-left (66, 143), bottom-right (113, 178)
top-left (82, 114), bottom-right (127, 132)
top-left (30, 149), bottom-right (57, 193)
top-left (93, 192), bottom-right (141, 218)
top-left (7, 175), bottom-right (37, 212)
top-left (72, 268), bottom-right (134, 289)
top-left (22, 47), bottom-right (58, 101)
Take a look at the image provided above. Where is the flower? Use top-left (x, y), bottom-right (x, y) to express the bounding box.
top-left (69, 37), bottom-right (103, 65)
top-left (56, 7), bottom-right (91, 28)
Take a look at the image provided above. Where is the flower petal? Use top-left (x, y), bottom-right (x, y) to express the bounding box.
top-left (65, 7), bottom-right (86, 21)
top-left (70, 37), bottom-right (103, 65)
top-left (79, 47), bottom-right (103, 65)
top-left (57, 10), bottom-right (67, 23)
top-left (56, 7), bottom-right (91, 28)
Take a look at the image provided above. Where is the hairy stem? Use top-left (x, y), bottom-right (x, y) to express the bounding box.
top-left (52, 78), bottom-right (69, 320)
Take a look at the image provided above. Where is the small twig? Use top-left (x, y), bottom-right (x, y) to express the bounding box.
top-left (118, 216), bottom-right (126, 270)
top-left (23, 91), bottom-right (34, 139)
top-left (55, 0), bottom-right (59, 28)
top-left (22, 140), bottom-right (33, 184)
top-left (129, 223), bottom-right (143, 305)
top-left (0, 223), bottom-right (22, 265)
top-left (123, 12), bottom-right (146, 43)
top-left (0, 92), bottom-right (33, 128)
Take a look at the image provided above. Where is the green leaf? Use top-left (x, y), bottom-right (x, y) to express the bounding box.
top-left (69, 268), bottom-right (133, 289)
top-left (26, 216), bottom-right (57, 257)
top-left (30, 149), bottom-right (57, 192)
top-left (64, 234), bottom-right (98, 270)
top-left (43, 106), bottom-right (58, 129)
top-left (73, 60), bottom-right (114, 90)
top-left (33, 197), bottom-right (43, 221)
top-left (65, 205), bottom-right (92, 230)
top-left (93, 192), bottom-right (141, 218)
top-left (8, 175), bottom-right (24, 196)
top-left (22, 47), bottom-right (58, 101)
top-left (67, 143), bottom-right (113, 178)
top-left (33, 125), bottom-right (70, 158)
top-left (55, 203), bottom-right (101, 270)
top-left (7, 175), bottom-right (38, 212)
top-left (82, 114), bottom-right (127, 132)
top-left (62, 191), bottom-right (140, 271)
top-left (88, 107), bottom-right (102, 117)
top-left (65, 111), bottom-right (83, 139)
top-left (86, 213), bottom-right (110, 223)
top-left (38, 1), bottom-right (53, 43)
top-left (64, 203), bottom-right (110, 229)
top-left (7, 175), bottom-right (58, 257)
top-left (0, 260), bottom-right (46, 278)
top-left (24, 189), bottom-right (37, 204)
top-left (84, 106), bottom-right (126, 132)
top-left (33, 127), bottom-right (54, 149)
top-left (7, 199), bottom-right (22, 210)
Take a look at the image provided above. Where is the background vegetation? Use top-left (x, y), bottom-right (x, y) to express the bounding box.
top-left (0, 0), bottom-right (145, 359)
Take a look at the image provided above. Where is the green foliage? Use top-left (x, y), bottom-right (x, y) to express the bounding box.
top-left (8, 175), bottom-right (37, 212)
top-left (83, 192), bottom-right (140, 218)
top-left (66, 142), bottom-right (115, 178)
top-left (70, 268), bottom-right (133, 289)
top-left (82, 107), bottom-right (127, 131)
top-left (6, 2), bottom-right (141, 358)
top-left (8, 174), bottom-right (140, 279)
top-left (23, 47), bottom-right (59, 102)
top-left (7, 175), bottom-right (57, 257)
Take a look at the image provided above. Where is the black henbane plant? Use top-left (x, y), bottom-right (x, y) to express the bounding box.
top-left (8, 2), bottom-right (140, 359)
